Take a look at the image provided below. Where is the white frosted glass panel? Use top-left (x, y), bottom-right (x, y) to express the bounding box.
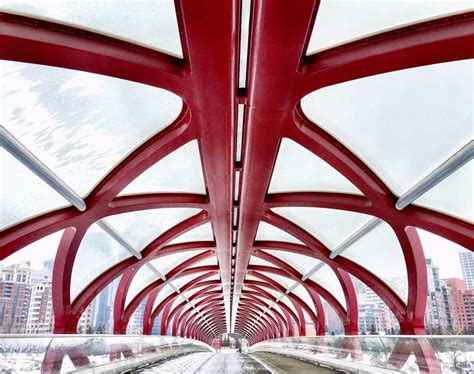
top-left (270, 302), bottom-right (283, 315)
top-left (262, 287), bottom-right (285, 301)
top-left (168, 222), bottom-right (214, 245)
top-left (341, 222), bottom-right (408, 303)
top-left (262, 249), bottom-right (320, 275)
top-left (279, 296), bottom-right (298, 317)
top-left (71, 223), bottom-right (133, 301)
top-left (1, 0), bottom-right (183, 56)
top-left (307, 0), bottom-right (472, 54)
top-left (185, 285), bottom-right (217, 302)
top-left (255, 222), bottom-right (303, 244)
top-left (242, 291), bottom-right (266, 307)
top-left (1, 148), bottom-right (70, 229)
top-left (190, 256), bottom-right (218, 268)
top-left (149, 250), bottom-right (203, 276)
top-left (171, 273), bottom-right (205, 290)
top-left (248, 256), bottom-right (277, 268)
top-left (263, 273), bottom-right (294, 290)
top-left (125, 264), bottom-right (158, 308)
top-left (301, 60), bottom-right (473, 196)
top-left (310, 265), bottom-right (346, 310)
top-left (414, 161), bottom-right (473, 223)
top-left (272, 207), bottom-right (373, 250)
top-left (120, 141), bottom-right (206, 196)
top-left (105, 208), bottom-right (201, 250)
top-left (292, 284), bottom-right (315, 313)
top-left (1, 61), bottom-right (182, 196)
top-left (269, 138), bottom-right (362, 194)
top-left (152, 284), bottom-right (175, 312)
top-left (1, 230), bottom-right (63, 270)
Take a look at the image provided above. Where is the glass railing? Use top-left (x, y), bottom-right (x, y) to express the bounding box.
top-left (0, 334), bottom-right (213, 373)
top-left (250, 336), bottom-right (474, 373)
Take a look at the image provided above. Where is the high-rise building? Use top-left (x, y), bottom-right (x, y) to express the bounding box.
top-left (26, 280), bottom-right (53, 334)
top-left (152, 312), bottom-right (163, 335)
top-left (93, 278), bottom-right (118, 333)
top-left (425, 259), bottom-right (451, 332)
top-left (127, 299), bottom-right (146, 334)
top-left (77, 302), bottom-right (95, 334)
top-left (0, 262), bottom-right (32, 333)
top-left (459, 250), bottom-right (474, 291)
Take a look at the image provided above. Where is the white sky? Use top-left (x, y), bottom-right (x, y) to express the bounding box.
top-left (418, 228), bottom-right (467, 279)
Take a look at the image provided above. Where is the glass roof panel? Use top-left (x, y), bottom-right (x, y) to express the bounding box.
top-left (125, 264), bottom-right (158, 308)
top-left (414, 160), bottom-right (473, 223)
top-left (189, 256), bottom-right (218, 268)
top-left (148, 250), bottom-right (204, 276)
top-left (1, 61), bottom-right (183, 197)
top-left (0, 148), bottom-right (70, 229)
top-left (340, 222), bottom-right (408, 303)
top-left (260, 250), bottom-right (317, 275)
top-left (255, 222), bottom-right (303, 244)
top-left (0, 229), bottom-right (63, 270)
top-left (279, 296), bottom-right (298, 316)
top-left (119, 141), bottom-right (206, 196)
top-left (264, 273), bottom-right (294, 291)
top-left (248, 256), bottom-right (277, 268)
top-left (1, 0), bottom-right (183, 56)
top-left (301, 60), bottom-right (473, 196)
top-left (171, 273), bottom-right (206, 290)
top-left (268, 138), bottom-right (362, 194)
top-left (184, 284), bottom-right (218, 302)
top-left (272, 207), bottom-right (373, 250)
top-left (105, 208), bottom-right (201, 250)
top-left (270, 302), bottom-right (284, 317)
top-left (151, 284), bottom-right (175, 313)
top-left (307, 0), bottom-right (472, 54)
top-left (310, 265), bottom-right (347, 310)
top-left (291, 284), bottom-right (315, 313)
top-left (168, 222), bottom-right (214, 245)
top-left (71, 223), bottom-right (133, 301)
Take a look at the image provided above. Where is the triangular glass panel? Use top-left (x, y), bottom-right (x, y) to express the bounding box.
top-left (120, 141), bottom-right (206, 196)
top-left (268, 138), bottom-right (362, 194)
top-left (272, 207), bottom-right (373, 250)
top-left (255, 222), bottom-right (303, 244)
top-left (168, 222), bottom-right (214, 245)
top-left (105, 208), bottom-right (201, 250)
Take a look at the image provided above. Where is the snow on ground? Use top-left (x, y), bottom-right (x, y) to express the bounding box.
top-left (196, 352), bottom-right (271, 374)
top-left (133, 351), bottom-right (272, 373)
top-left (134, 352), bottom-right (214, 373)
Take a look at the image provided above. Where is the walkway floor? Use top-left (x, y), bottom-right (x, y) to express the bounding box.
top-left (131, 351), bottom-right (338, 373)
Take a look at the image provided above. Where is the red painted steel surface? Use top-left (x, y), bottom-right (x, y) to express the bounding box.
top-left (0, 3), bottom-right (473, 371)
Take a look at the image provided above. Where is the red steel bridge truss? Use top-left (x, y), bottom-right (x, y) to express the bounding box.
top-left (1, 1), bottom-right (473, 369)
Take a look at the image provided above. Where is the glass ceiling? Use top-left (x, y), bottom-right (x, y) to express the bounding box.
top-left (1, 1), bottom-right (472, 342)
